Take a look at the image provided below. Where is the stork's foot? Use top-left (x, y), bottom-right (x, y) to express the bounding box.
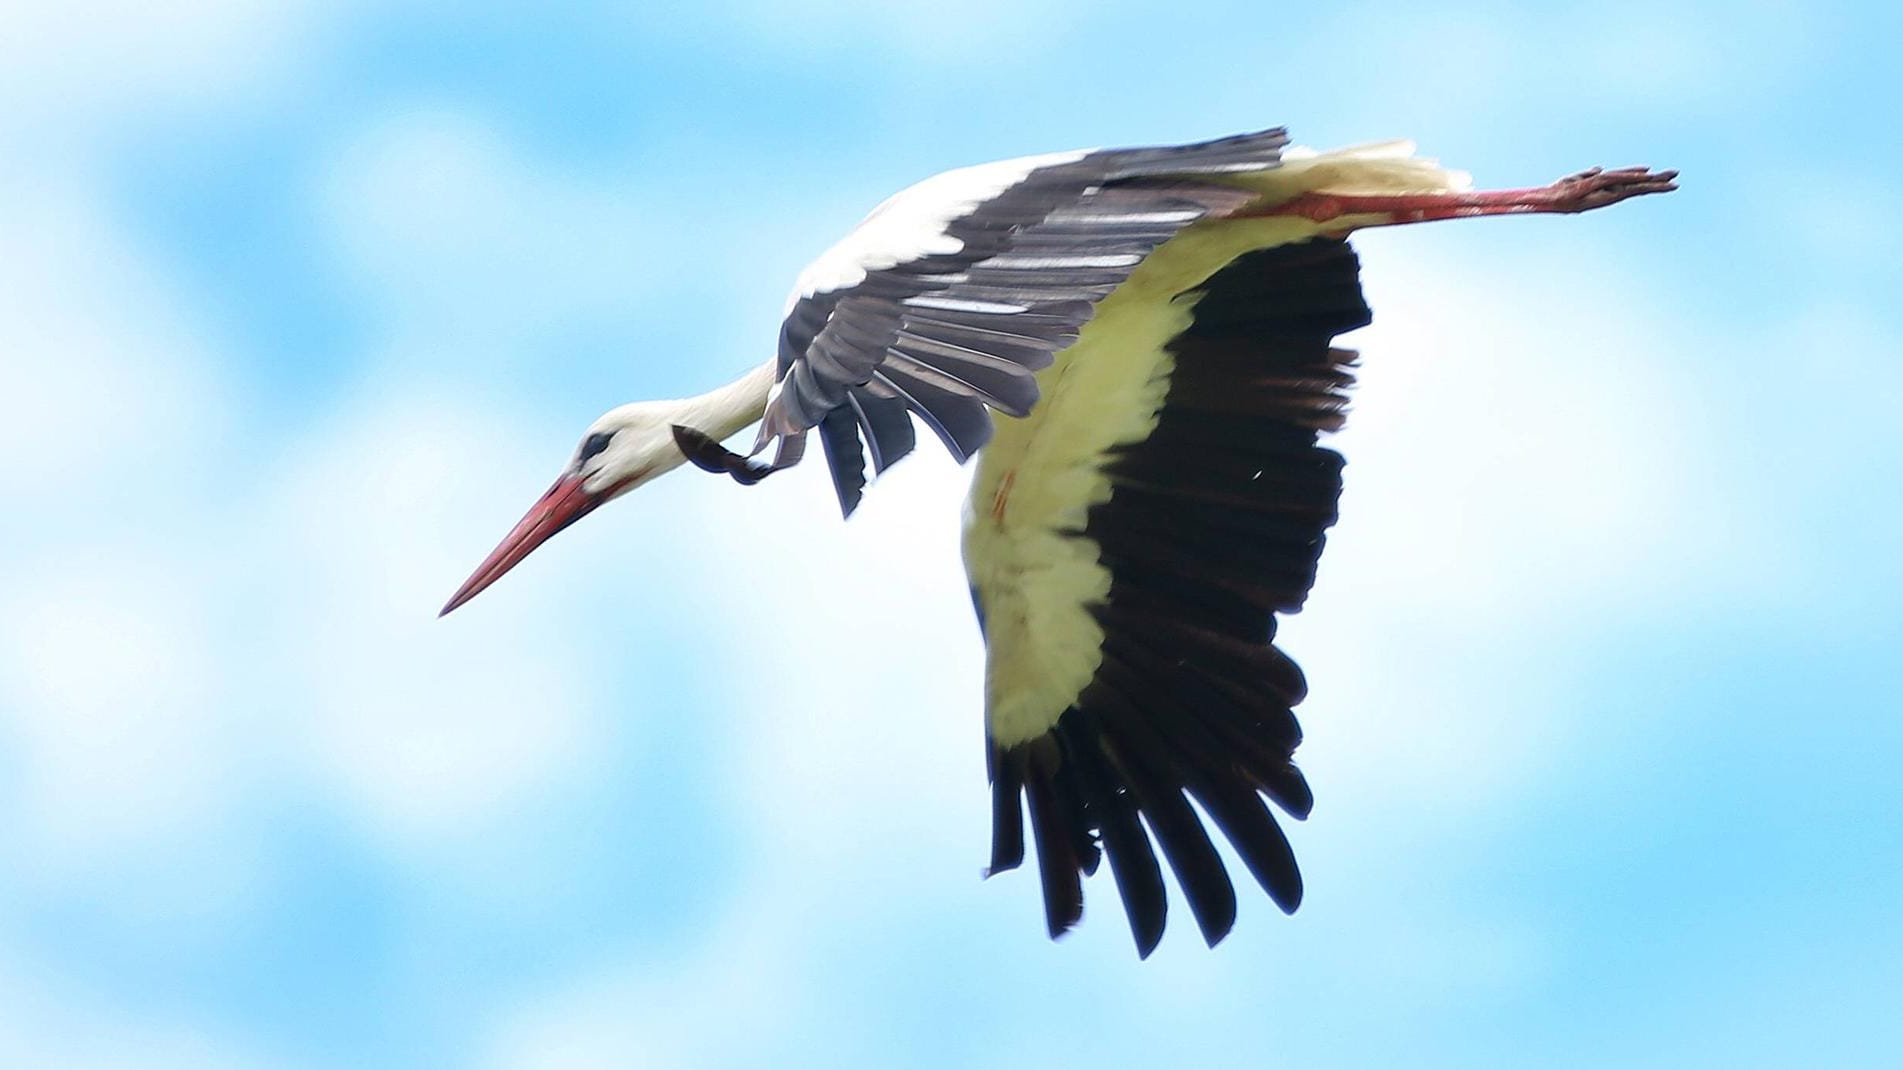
top-left (1545, 166), bottom-right (1680, 212)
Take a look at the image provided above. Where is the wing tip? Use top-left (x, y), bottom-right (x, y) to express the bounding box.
top-left (989, 684), bottom-right (1306, 956)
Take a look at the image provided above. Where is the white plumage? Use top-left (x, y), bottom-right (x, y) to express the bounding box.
top-left (787, 148), bottom-right (1092, 306)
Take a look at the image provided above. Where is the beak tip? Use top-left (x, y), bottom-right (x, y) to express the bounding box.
top-left (439, 576), bottom-right (489, 618)
top-left (438, 472), bottom-right (598, 619)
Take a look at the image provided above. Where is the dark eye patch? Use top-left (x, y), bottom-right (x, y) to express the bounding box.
top-left (578, 431), bottom-right (614, 462)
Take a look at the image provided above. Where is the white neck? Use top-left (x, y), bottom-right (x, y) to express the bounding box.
top-left (672, 359), bottom-right (778, 441)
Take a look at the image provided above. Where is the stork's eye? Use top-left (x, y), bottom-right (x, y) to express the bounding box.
top-left (578, 432), bottom-right (614, 462)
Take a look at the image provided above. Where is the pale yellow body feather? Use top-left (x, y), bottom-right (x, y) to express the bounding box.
top-left (963, 142), bottom-right (1468, 747)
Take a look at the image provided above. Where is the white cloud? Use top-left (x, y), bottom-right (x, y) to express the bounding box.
top-left (0, 965), bottom-right (275, 1070)
top-left (630, 0), bottom-right (1087, 64)
top-left (1332, 237), bottom-right (1716, 622)
top-left (683, 451), bottom-right (989, 871)
top-left (0, 53), bottom-right (678, 932)
top-left (1289, 229), bottom-right (1760, 824)
top-left (0, 556), bottom-right (230, 860)
top-left (0, 27), bottom-right (258, 893)
top-left (0, 181), bottom-right (637, 942)
top-left (0, 174), bottom-right (232, 503)
top-left (0, 1), bottom-right (334, 148)
top-left (250, 383), bottom-right (615, 849)
top-left (0, 162), bottom-right (247, 903)
top-left (317, 108), bottom-right (681, 357)
top-left (1203, 0), bottom-right (1827, 149)
top-left (483, 908), bottom-right (800, 1070)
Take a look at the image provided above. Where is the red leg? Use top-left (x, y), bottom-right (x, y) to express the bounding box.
top-left (1239, 166), bottom-right (1679, 228)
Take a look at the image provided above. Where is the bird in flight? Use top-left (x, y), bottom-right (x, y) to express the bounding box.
top-left (441, 128), bottom-right (1676, 957)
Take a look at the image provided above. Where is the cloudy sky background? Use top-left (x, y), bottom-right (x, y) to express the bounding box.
top-left (2, 1), bottom-right (1899, 1066)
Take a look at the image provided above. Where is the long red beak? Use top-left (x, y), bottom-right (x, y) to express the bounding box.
top-left (440, 473), bottom-right (603, 616)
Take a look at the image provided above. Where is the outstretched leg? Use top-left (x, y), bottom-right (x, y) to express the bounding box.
top-left (1241, 166), bottom-right (1678, 228)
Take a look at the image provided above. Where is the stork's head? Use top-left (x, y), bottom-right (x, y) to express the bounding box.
top-left (439, 402), bottom-right (687, 616)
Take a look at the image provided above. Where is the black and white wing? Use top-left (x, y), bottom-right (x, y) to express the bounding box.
top-left (766, 129), bottom-right (1292, 515)
top-left (970, 236), bottom-right (1372, 956)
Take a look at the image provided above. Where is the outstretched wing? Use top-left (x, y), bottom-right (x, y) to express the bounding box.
top-left (967, 236), bottom-right (1373, 956)
top-left (768, 129), bottom-right (1292, 515)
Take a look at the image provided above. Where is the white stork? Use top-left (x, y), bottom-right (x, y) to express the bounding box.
top-left (440, 128), bottom-right (1675, 957)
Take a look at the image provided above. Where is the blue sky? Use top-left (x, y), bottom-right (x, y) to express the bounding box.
top-left (2, 1), bottom-right (1899, 1066)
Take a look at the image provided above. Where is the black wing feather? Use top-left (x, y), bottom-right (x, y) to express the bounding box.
top-left (984, 237), bottom-right (1371, 954)
top-left (770, 129), bottom-right (1291, 515)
